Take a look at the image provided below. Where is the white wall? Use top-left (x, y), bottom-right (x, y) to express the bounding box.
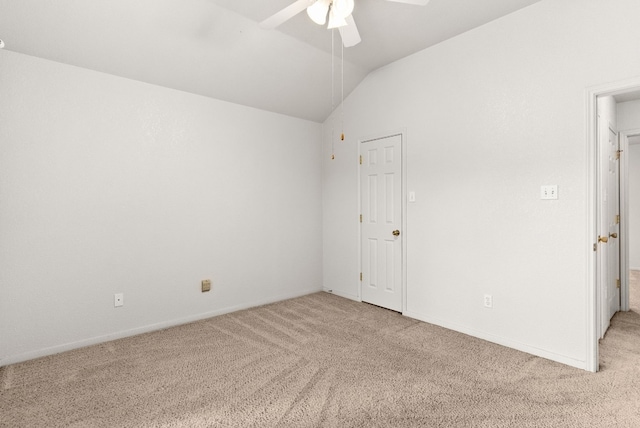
top-left (617, 99), bottom-right (640, 131)
top-left (322, 0), bottom-right (640, 370)
top-left (0, 50), bottom-right (323, 365)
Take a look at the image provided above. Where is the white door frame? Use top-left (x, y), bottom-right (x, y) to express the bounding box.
top-left (586, 77), bottom-right (640, 372)
top-left (357, 130), bottom-right (408, 313)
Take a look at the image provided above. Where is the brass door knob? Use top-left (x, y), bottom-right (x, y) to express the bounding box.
top-left (609, 233), bottom-right (618, 239)
top-left (598, 236), bottom-right (609, 243)
top-left (392, 230), bottom-right (400, 237)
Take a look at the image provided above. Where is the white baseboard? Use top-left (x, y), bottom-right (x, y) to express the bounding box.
top-left (629, 267), bottom-right (640, 271)
top-left (323, 287), bottom-right (360, 302)
top-left (403, 310), bottom-right (587, 371)
top-left (1, 287), bottom-right (322, 367)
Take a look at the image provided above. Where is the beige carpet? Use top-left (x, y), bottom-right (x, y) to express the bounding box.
top-left (2, 275), bottom-right (640, 428)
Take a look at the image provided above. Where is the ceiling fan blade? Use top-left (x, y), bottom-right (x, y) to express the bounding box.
top-left (338, 15), bottom-right (361, 47)
top-left (385, 0), bottom-right (430, 5)
top-left (259, 0), bottom-right (314, 29)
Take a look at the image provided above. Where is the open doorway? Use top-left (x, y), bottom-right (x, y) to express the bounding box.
top-left (625, 133), bottom-right (640, 313)
top-left (615, 100), bottom-right (640, 315)
top-left (587, 80), bottom-right (640, 372)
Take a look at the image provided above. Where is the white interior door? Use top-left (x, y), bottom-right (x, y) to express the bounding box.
top-left (607, 129), bottom-right (621, 319)
top-left (598, 115), bottom-right (620, 337)
top-left (360, 134), bottom-right (402, 312)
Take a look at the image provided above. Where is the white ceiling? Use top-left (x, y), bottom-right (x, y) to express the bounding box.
top-left (614, 90), bottom-right (640, 104)
top-left (0, 0), bottom-right (542, 122)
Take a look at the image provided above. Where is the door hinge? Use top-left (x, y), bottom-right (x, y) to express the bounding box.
top-left (360, 272), bottom-right (363, 282)
top-left (616, 214), bottom-right (620, 225)
top-left (359, 155), bottom-right (362, 165)
top-left (616, 149), bottom-right (623, 160)
top-left (617, 279), bottom-right (621, 289)
top-left (593, 243), bottom-right (597, 252)
top-left (360, 214), bottom-right (362, 223)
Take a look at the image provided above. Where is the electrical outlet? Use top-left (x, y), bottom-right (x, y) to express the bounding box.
top-left (540, 185), bottom-right (558, 200)
top-left (201, 279), bottom-right (211, 293)
top-left (484, 294), bottom-right (492, 308)
top-left (114, 293), bottom-right (124, 308)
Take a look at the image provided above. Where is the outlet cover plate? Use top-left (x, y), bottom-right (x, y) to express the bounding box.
top-left (114, 293), bottom-right (124, 307)
top-left (483, 294), bottom-right (492, 308)
top-left (540, 185), bottom-right (558, 200)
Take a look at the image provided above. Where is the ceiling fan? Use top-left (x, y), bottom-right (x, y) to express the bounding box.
top-left (260, 0), bottom-right (430, 48)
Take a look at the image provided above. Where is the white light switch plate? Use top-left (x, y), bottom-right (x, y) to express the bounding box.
top-left (540, 185), bottom-right (558, 200)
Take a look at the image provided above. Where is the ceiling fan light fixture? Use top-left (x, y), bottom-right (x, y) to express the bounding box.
top-left (327, 7), bottom-right (347, 29)
top-left (331, 0), bottom-right (354, 19)
top-left (307, 0), bottom-right (331, 26)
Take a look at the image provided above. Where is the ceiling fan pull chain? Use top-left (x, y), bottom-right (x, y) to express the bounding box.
top-left (341, 39), bottom-right (345, 141)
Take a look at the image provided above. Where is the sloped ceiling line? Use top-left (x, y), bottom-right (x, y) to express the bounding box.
top-left (0, 0), bottom-right (542, 122)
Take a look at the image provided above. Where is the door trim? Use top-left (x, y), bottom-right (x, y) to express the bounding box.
top-left (586, 77), bottom-right (640, 372)
top-left (357, 130), bottom-right (407, 313)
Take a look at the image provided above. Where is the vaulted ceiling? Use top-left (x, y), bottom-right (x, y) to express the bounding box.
top-left (0, 0), bottom-right (542, 122)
